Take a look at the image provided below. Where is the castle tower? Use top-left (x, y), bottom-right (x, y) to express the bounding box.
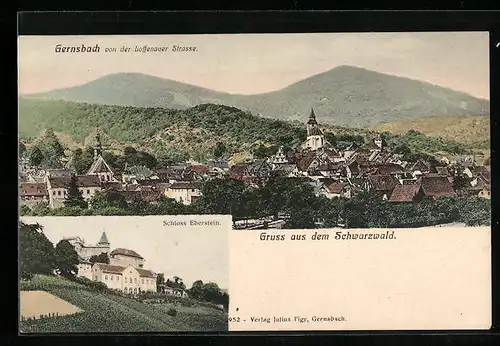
top-left (95, 231), bottom-right (111, 256)
top-left (98, 231), bottom-right (110, 246)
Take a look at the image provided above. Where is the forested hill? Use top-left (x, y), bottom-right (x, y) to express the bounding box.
top-left (18, 98), bottom-right (481, 163)
top-left (18, 98), bottom-right (311, 160)
top-left (23, 66), bottom-right (490, 128)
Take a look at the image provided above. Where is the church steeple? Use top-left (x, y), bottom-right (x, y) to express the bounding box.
top-left (307, 108), bottom-right (320, 136)
top-left (307, 108), bottom-right (318, 125)
top-left (93, 133), bottom-right (103, 161)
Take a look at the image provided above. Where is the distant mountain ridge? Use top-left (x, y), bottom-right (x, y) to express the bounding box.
top-left (24, 65), bottom-right (490, 128)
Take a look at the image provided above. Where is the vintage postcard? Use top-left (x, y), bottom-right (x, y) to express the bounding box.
top-left (19, 215), bottom-right (230, 332)
top-left (18, 32), bottom-right (491, 332)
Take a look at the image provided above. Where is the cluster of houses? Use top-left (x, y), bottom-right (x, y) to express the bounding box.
top-left (19, 108), bottom-right (491, 212)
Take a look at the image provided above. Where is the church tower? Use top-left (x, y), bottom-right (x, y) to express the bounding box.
top-left (86, 131), bottom-right (118, 183)
top-left (93, 133), bottom-right (103, 161)
top-left (303, 108), bottom-right (325, 151)
top-left (307, 108), bottom-right (318, 136)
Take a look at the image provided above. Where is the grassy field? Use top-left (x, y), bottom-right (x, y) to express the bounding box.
top-left (19, 275), bottom-right (228, 333)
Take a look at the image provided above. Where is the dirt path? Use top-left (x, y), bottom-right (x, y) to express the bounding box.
top-left (20, 290), bottom-right (83, 320)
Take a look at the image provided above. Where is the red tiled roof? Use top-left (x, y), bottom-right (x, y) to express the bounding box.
top-left (317, 162), bottom-right (342, 171)
top-left (95, 263), bottom-right (127, 274)
top-left (296, 155), bottom-right (316, 172)
top-left (376, 163), bottom-right (405, 175)
top-left (49, 175), bottom-right (101, 188)
top-left (137, 268), bottom-right (156, 278)
top-left (367, 175), bottom-right (398, 192)
top-left (326, 182), bottom-right (349, 194)
top-left (116, 190), bottom-right (163, 203)
top-left (420, 176), bottom-right (457, 198)
top-left (19, 182), bottom-right (48, 197)
top-left (101, 181), bottom-right (122, 190)
top-left (434, 166), bottom-right (449, 176)
top-left (110, 248), bottom-right (144, 259)
top-left (388, 181), bottom-right (422, 203)
top-left (187, 165), bottom-right (210, 174)
top-left (168, 182), bottom-right (200, 190)
top-left (228, 164), bottom-right (249, 175)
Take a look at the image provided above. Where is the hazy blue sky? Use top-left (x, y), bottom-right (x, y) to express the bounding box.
top-left (21, 216), bottom-right (230, 289)
top-left (18, 32), bottom-right (489, 99)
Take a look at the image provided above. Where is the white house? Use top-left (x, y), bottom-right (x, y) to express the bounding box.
top-left (47, 175), bottom-right (102, 209)
top-left (91, 263), bottom-right (156, 294)
top-left (19, 182), bottom-right (49, 208)
top-left (164, 182), bottom-right (202, 205)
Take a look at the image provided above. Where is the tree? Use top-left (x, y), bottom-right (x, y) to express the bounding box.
top-left (197, 178), bottom-right (247, 218)
top-left (89, 252), bottom-right (110, 264)
top-left (19, 222), bottom-right (56, 279)
top-left (28, 146), bottom-right (44, 166)
top-left (452, 174), bottom-right (469, 195)
top-left (90, 190), bottom-right (128, 210)
top-left (253, 144), bottom-right (273, 159)
top-left (41, 128), bottom-right (65, 159)
top-left (156, 273), bottom-right (165, 292)
top-left (200, 282), bottom-right (222, 303)
top-left (72, 147), bottom-right (95, 174)
top-left (213, 142), bottom-right (227, 159)
top-left (19, 141), bottom-right (26, 157)
top-left (189, 280), bottom-right (204, 299)
top-left (54, 240), bottom-right (79, 278)
top-left (166, 276), bottom-right (186, 290)
top-left (324, 132), bottom-right (337, 146)
top-left (64, 175), bottom-right (88, 209)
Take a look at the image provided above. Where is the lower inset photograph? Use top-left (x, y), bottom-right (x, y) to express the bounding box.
top-left (19, 215), bottom-right (230, 333)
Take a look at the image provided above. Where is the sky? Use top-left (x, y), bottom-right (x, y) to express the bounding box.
top-left (18, 32), bottom-right (490, 99)
top-left (20, 216), bottom-right (230, 289)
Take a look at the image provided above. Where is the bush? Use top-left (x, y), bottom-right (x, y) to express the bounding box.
top-left (166, 308), bottom-right (177, 317)
top-left (72, 276), bottom-right (109, 293)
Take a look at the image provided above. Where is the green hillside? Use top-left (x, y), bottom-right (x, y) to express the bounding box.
top-left (18, 98), bottom-right (309, 159)
top-left (20, 275), bottom-right (227, 333)
top-left (373, 115), bottom-right (490, 148)
top-left (24, 66), bottom-right (490, 128)
top-left (19, 98), bottom-right (484, 164)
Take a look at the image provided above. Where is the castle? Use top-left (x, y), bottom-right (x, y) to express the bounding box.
top-left (66, 232), bottom-right (157, 295)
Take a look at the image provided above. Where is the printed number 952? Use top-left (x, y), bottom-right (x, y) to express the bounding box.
top-left (228, 317), bottom-right (241, 322)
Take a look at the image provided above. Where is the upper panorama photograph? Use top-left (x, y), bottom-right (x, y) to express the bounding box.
top-left (18, 32), bottom-right (491, 229)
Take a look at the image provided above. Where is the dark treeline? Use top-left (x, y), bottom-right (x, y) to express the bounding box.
top-left (20, 176), bottom-right (491, 228)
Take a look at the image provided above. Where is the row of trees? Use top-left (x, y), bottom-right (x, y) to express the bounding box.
top-left (20, 176), bottom-right (491, 228)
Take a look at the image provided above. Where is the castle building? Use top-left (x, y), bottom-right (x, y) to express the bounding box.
top-left (302, 108), bottom-right (327, 151)
top-left (65, 232), bottom-right (111, 260)
top-left (67, 232), bottom-right (157, 294)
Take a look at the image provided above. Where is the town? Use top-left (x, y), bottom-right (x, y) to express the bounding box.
top-left (19, 108), bottom-right (491, 229)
